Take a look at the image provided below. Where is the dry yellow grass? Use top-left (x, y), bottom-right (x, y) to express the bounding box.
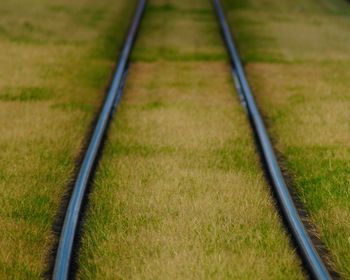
top-left (0, 0), bottom-right (137, 278)
top-left (222, 0), bottom-right (350, 277)
top-left (77, 0), bottom-right (304, 279)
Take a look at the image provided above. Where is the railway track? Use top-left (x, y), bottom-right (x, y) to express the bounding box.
top-left (51, 0), bottom-right (334, 279)
top-left (212, 0), bottom-right (332, 279)
top-left (51, 1), bottom-right (146, 279)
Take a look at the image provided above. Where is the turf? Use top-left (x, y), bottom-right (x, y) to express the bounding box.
top-left (221, 0), bottom-right (350, 277)
top-left (0, 0), bottom-right (137, 278)
top-left (76, 0), bottom-right (304, 279)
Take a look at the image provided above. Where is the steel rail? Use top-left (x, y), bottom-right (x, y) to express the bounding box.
top-left (52, 1), bottom-right (146, 279)
top-left (212, 0), bottom-right (331, 279)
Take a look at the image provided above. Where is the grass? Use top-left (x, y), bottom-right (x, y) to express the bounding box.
top-left (0, 87), bottom-right (52, 102)
top-left (222, 0), bottom-right (350, 277)
top-left (77, 0), bottom-right (304, 279)
top-left (0, 0), bottom-right (137, 278)
top-left (131, 1), bottom-right (228, 62)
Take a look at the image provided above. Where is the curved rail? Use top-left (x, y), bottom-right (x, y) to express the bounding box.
top-left (212, 0), bottom-right (331, 279)
top-left (52, 1), bottom-right (146, 279)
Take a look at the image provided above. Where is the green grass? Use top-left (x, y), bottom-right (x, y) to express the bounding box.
top-left (0, 87), bottom-right (52, 102)
top-left (76, 0), bottom-right (304, 279)
top-left (222, 0), bottom-right (350, 277)
top-left (0, 0), bottom-right (137, 278)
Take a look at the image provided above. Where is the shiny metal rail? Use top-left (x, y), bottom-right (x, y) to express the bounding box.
top-left (212, 0), bottom-right (331, 279)
top-left (52, 1), bottom-right (146, 279)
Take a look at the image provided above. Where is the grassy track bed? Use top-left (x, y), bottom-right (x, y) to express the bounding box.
top-left (77, 0), bottom-right (304, 278)
top-left (0, 0), bottom-right (137, 278)
top-left (222, 0), bottom-right (350, 277)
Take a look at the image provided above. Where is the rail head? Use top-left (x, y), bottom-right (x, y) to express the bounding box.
top-left (212, 0), bottom-right (332, 279)
top-left (52, 1), bottom-right (146, 279)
